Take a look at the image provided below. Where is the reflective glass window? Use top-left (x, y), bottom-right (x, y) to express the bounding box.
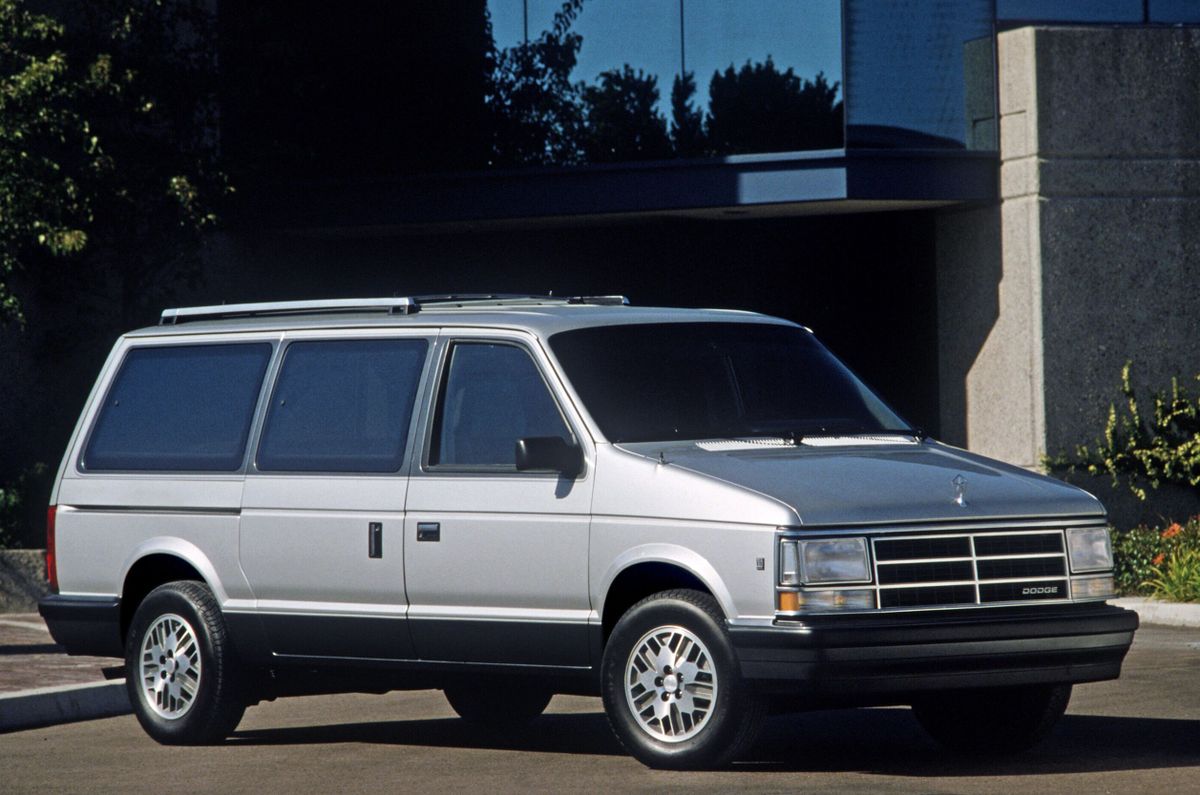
top-left (257, 339), bottom-right (428, 473)
top-left (1149, 0), bottom-right (1200, 23)
top-left (431, 343), bottom-right (570, 467)
top-left (485, 0), bottom-right (844, 166)
top-left (844, 0), bottom-right (995, 149)
top-left (996, 0), bottom-right (1143, 22)
top-left (84, 343), bottom-right (272, 471)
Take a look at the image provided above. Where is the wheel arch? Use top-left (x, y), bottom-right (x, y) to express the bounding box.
top-left (118, 539), bottom-right (221, 645)
top-left (598, 545), bottom-right (736, 645)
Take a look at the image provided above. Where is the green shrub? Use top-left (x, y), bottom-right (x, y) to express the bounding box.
top-left (1112, 517), bottom-right (1200, 597)
top-left (1045, 362), bottom-right (1200, 500)
top-left (0, 483), bottom-right (17, 548)
top-left (1113, 525), bottom-right (1165, 595)
top-left (1143, 548), bottom-right (1200, 603)
top-left (0, 463), bottom-right (48, 549)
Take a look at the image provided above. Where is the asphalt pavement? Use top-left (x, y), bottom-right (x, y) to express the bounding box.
top-left (0, 616), bottom-right (1198, 793)
top-left (2, 599), bottom-right (1198, 733)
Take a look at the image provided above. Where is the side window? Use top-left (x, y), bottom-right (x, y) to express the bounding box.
top-left (431, 342), bottom-right (571, 468)
top-left (257, 339), bottom-right (428, 473)
top-left (83, 343), bottom-right (273, 472)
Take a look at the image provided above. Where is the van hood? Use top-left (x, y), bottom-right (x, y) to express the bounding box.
top-left (617, 439), bottom-right (1104, 527)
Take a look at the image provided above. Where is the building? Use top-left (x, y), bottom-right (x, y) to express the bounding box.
top-left (210, 1), bottom-right (1200, 484)
top-left (7, 1), bottom-right (1200, 541)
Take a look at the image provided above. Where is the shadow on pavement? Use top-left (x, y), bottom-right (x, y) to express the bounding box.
top-left (229, 707), bottom-right (1200, 774)
top-left (229, 712), bottom-right (625, 756)
top-left (744, 710), bottom-right (1200, 775)
top-left (0, 644), bottom-right (63, 656)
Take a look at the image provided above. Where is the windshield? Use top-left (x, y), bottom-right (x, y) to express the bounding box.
top-left (549, 322), bottom-right (910, 444)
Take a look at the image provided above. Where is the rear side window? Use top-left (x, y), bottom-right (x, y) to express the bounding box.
top-left (83, 343), bottom-right (273, 471)
top-left (430, 342), bottom-right (570, 468)
top-left (256, 339), bottom-right (428, 472)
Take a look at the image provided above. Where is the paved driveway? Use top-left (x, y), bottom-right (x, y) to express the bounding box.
top-left (2, 625), bottom-right (1198, 793)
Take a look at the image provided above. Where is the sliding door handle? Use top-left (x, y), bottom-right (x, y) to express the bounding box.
top-left (417, 522), bottom-right (440, 542)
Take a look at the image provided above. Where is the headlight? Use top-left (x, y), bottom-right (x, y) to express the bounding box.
top-left (780, 537), bottom-right (871, 585)
top-left (1066, 527), bottom-right (1114, 573)
top-left (803, 538), bottom-right (871, 583)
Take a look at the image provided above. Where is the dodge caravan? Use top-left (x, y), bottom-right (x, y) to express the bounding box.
top-left (39, 295), bottom-right (1138, 768)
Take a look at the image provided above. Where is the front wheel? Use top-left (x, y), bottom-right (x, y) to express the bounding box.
top-left (601, 589), bottom-right (763, 770)
top-left (912, 683), bottom-right (1072, 755)
top-left (125, 581), bottom-right (246, 745)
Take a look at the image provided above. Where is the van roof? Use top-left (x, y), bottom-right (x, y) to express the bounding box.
top-left (126, 296), bottom-right (795, 339)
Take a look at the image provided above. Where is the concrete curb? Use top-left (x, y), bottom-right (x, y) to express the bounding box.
top-left (1113, 597), bottom-right (1200, 628)
top-left (0, 680), bottom-right (130, 734)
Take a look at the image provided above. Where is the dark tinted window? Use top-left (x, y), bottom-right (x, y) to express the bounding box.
top-left (549, 323), bottom-right (907, 443)
top-left (257, 339), bottom-right (428, 472)
top-left (84, 343), bottom-right (273, 471)
top-left (431, 343), bottom-right (570, 467)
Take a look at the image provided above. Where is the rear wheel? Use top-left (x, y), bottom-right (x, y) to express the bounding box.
top-left (601, 589), bottom-right (763, 769)
top-left (443, 682), bottom-right (553, 728)
top-left (125, 581), bottom-right (246, 745)
top-left (912, 683), bottom-right (1072, 755)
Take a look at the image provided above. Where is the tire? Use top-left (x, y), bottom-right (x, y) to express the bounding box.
top-left (125, 581), bottom-right (246, 745)
top-left (912, 683), bottom-right (1072, 755)
top-left (601, 589), bottom-right (763, 770)
top-left (443, 682), bottom-right (553, 728)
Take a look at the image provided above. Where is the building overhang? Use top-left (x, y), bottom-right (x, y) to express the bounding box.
top-left (244, 148), bottom-right (998, 234)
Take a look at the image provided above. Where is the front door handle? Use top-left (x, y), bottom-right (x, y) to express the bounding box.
top-left (417, 522), bottom-right (440, 542)
top-left (368, 522), bottom-right (383, 558)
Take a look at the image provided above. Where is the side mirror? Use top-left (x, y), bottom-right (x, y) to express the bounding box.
top-left (515, 436), bottom-right (583, 478)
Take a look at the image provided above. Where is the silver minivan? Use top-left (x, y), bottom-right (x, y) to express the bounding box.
top-left (40, 295), bottom-right (1137, 769)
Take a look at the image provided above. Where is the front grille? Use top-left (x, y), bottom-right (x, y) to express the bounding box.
top-left (871, 529), bottom-right (1070, 610)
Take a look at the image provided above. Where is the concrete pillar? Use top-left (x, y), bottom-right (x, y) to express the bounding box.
top-left (938, 26), bottom-right (1200, 472)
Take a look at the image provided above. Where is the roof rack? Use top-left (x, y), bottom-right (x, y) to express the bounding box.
top-left (160, 297), bottom-right (417, 325)
top-left (159, 294), bottom-right (630, 325)
top-left (410, 293), bottom-right (556, 306)
top-left (408, 293), bottom-right (629, 307)
top-left (565, 295), bottom-right (629, 306)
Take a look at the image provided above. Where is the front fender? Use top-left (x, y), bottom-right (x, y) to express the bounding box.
top-left (596, 543), bottom-right (737, 620)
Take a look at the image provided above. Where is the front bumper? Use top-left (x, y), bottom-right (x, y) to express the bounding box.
top-left (730, 602), bottom-right (1138, 697)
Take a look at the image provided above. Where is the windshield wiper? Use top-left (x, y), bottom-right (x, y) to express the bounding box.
top-left (783, 426), bottom-right (831, 445)
top-left (784, 426), bottom-right (927, 445)
top-left (879, 427), bottom-right (927, 441)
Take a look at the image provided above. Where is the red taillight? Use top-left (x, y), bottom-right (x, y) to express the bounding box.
top-left (46, 505), bottom-right (58, 593)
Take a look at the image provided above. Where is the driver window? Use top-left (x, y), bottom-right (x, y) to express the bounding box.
top-left (430, 342), bottom-right (570, 467)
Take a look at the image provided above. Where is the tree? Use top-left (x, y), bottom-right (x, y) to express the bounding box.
top-left (1, 1), bottom-right (96, 323)
top-left (486, 0), bottom-right (587, 166)
top-left (581, 66), bottom-right (672, 163)
top-left (0, 0), bottom-right (225, 548)
top-left (706, 58), bottom-right (843, 155)
top-left (0, 0), bottom-right (225, 326)
top-left (670, 71), bottom-right (707, 158)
